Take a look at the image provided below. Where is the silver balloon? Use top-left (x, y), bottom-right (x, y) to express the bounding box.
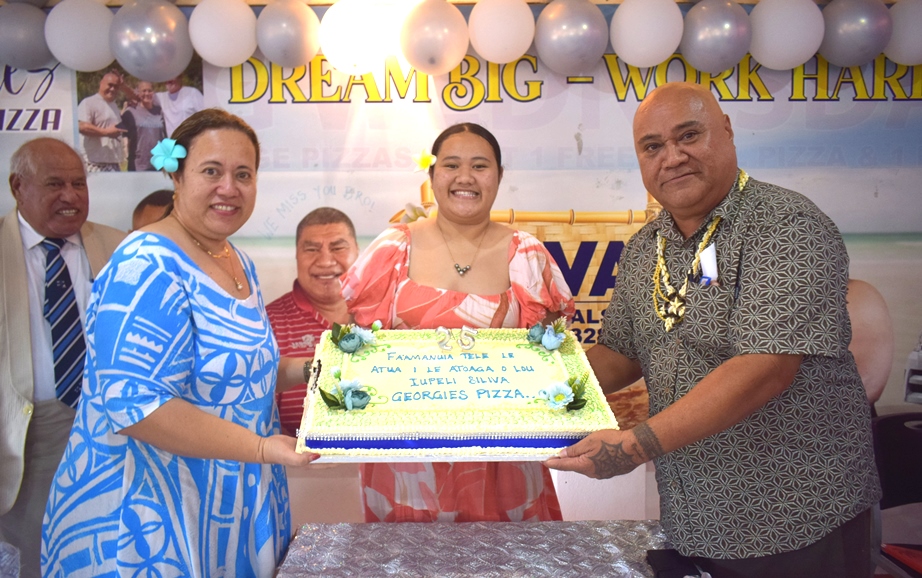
top-left (0, 4), bottom-right (54, 70)
top-left (110, 0), bottom-right (194, 82)
top-left (257, 0), bottom-right (321, 68)
top-left (680, 0), bottom-right (752, 74)
top-left (534, 0), bottom-right (609, 76)
top-left (818, 0), bottom-right (893, 68)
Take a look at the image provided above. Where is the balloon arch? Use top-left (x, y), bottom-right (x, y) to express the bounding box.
top-left (1, 0), bottom-right (921, 80)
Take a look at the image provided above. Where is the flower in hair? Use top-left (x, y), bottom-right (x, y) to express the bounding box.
top-left (150, 138), bottom-right (187, 173)
top-left (412, 149), bottom-right (437, 172)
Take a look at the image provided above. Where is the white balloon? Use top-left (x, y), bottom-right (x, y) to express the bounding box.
top-left (46, 0), bottom-right (115, 72)
top-left (749, 0), bottom-right (824, 70)
top-left (319, 0), bottom-right (396, 76)
top-left (400, 0), bottom-right (469, 76)
top-left (884, 0), bottom-right (922, 65)
top-left (189, 0), bottom-right (258, 68)
top-left (469, 0), bottom-right (534, 64)
top-left (257, 0), bottom-right (321, 68)
top-left (610, 0), bottom-right (683, 69)
top-left (0, 4), bottom-right (54, 70)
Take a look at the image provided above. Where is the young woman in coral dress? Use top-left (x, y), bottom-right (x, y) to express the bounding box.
top-left (342, 123), bottom-right (575, 522)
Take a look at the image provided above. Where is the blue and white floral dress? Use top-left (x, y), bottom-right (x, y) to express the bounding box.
top-left (42, 233), bottom-right (289, 578)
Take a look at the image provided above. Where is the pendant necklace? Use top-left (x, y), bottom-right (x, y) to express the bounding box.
top-left (651, 169), bottom-right (749, 331)
top-left (172, 214), bottom-right (245, 291)
top-left (437, 222), bottom-right (489, 277)
top-left (652, 215), bottom-right (721, 331)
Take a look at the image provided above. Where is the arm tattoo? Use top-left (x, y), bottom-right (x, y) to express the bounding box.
top-left (588, 440), bottom-right (639, 479)
top-left (631, 422), bottom-right (665, 461)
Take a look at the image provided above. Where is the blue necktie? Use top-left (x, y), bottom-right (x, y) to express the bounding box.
top-left (41, 238), bottom-right (86, 408)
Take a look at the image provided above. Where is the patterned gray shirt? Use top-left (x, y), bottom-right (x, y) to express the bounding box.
top-left (600, 174), bottom-right (881, 559)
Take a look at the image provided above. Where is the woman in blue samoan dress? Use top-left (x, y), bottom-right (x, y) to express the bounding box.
top-left (41, 109), bottom-right (320, 577)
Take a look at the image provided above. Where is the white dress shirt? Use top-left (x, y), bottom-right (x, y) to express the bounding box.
top-left (18, 213), bottom-right (93, 402)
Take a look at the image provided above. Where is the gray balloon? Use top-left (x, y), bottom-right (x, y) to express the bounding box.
top-left (535, 0), bottom-right (608, 76)
top-left (257, 0), bottom-right (321, 69)
top-left (680, 0), bottom-right (752, 74)
top-left (0, 4), bottom-right (54, 70)
top-left (818, 0), bottom-right (892, 68)
top-left (110, 0), bottom-right (194, 83)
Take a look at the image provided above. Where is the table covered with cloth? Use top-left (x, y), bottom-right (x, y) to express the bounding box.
top-left (277, 519), bottom-right (667, 577)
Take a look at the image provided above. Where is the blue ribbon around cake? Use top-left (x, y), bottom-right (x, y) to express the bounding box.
top-left (302, 436), bottom-right (583, 450)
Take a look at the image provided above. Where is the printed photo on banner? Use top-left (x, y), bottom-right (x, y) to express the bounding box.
top-left (75, 56), bottom-right (203, 173)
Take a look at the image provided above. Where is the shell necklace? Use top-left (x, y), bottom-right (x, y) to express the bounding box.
top-left (652, 170), bottom-right (748, 331)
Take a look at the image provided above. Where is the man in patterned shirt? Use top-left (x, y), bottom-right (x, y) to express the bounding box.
top-left (267, 208), bottom-right (359, 435)
top-left (547, 82), bottom-right (881, 577)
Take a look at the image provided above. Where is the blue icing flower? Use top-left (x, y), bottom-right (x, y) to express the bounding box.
top-left (541, 326), bottom-right (565, 350)
top-left (150, 138), bottom-right (187, 173)
top-left (352, 326), bottom-right (376, 345)
top-left (338, 379), bottom-right (369, 410)
top-left (339, 379), bottom-right (363, 395)
top-left (527, 322), bottom-right (545, 344)
top-left (538, 383), bottom-right (574, 410)
top-left (345, 389), bottom-right (370, 410)
top-left (338, 332), bottom-right (363, 353)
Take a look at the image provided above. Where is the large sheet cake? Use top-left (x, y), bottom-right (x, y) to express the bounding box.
top-left (296, 327), bottom-right (618, 462)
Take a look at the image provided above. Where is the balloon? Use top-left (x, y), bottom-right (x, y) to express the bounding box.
top-left (46, 0), bottom-right (115, 72)
top-left (110, 0), bottom-right (194, 82)
top-left (680, 0), bottom-right (752, 74)
top-left (190, 0), bottom-right (258, 68)
top-left (534, 0), bottom-right (608, 76)
top-left (884, 0), bottom-right (922, 66)
top-left (749, 0), bottom-right (824, 71)
top-left (0, 4), bottom-right (54, 70)
top-left (257, 0), bottom-right (321, 68)
top-left (610, 0), bottom-right (683, 69)
top-left (818, 0), bottom-right (892, 68)
top-left (319, 0), bottom-right (396, 76)
top-left (400, 0), bottom-right (469, 76)
top-left (469, 0), bottom-right (534, 64)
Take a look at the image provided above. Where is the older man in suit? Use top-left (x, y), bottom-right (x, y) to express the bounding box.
top-left (0, 138), bottom-right (124, 578)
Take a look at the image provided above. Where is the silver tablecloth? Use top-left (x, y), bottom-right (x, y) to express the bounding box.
top-left (278, 520), bottom-right (667, 577)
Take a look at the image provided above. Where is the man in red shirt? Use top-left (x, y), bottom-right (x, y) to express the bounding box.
top-left (267, 208), bottom-right (359, 435)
